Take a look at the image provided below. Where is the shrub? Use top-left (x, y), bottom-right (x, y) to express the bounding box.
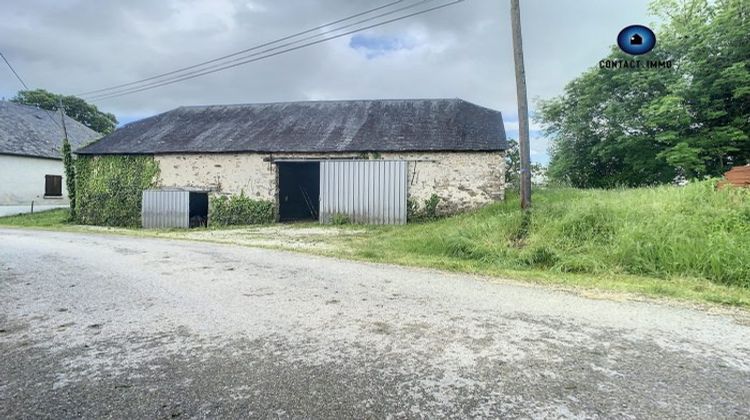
top-left (209, 193), bottom-right (274, 226)
top-left (75, 155), bottom-right (159, 227)
top-left (406, 198), bottom-right (419, 221)
top-left (407, 194), bottom-right (442, 222)
top-left (423, 194), bottom-right (440, 220)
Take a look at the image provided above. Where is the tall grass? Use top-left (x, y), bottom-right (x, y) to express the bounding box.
top-left (356, 181), bottom-right (750, 288)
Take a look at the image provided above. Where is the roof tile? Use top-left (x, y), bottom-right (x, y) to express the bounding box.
top-left (0, 101), bottom-right (101, 159)
top-left (76, 98), bottom-right (507, 155)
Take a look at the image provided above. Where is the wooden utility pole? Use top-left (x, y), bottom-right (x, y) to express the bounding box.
top-left (510, 0), bottom-right (532, 209)
top-left (58, 99), bottom-right (69, 140)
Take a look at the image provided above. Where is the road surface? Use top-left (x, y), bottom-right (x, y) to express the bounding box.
top-left (1, 229), bottom-right (749, 418)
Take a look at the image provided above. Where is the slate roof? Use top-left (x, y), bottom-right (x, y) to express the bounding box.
top-left (76, 99), bottom-right (507, 155)
top-left (0, 101), bottom-right (101, 159)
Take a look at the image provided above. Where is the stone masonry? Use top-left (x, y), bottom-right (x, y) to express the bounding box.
top-left (155, 152), bottom-right (505, 215)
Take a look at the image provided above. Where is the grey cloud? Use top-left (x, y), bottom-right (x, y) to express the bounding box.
top-left (1, 0), bottom-right (654, 161)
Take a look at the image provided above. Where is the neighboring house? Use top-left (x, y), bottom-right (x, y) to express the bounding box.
top-left (0, 101), bottom-right (100, 216)
top-left (76, 98), bottom-right (507, 223)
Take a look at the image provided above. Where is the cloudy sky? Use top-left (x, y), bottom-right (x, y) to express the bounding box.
top-left (1, 0), bottom-right (656, 163)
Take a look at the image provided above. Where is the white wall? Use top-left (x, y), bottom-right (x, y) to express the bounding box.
top-left (0, 154), bottom-right (69, 215)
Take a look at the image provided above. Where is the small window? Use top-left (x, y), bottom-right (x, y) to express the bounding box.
top-left (45, 175), bottom-right (62, 197)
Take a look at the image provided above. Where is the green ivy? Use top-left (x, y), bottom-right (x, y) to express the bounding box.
top-left (75, 155), bottom-right (160, 227)
top-left (209, 192), bottom-right (274, 226)
top-left (61, 138), bottom-right (76, 220)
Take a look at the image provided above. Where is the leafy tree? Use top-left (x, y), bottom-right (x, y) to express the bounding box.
top-left (537, 0), bottom-right (749, 187)
top-left (12, 89), bottom-right (117, 134)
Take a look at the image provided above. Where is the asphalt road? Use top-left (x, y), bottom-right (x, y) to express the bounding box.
top-left (1, 229), bottom-right (749, 419)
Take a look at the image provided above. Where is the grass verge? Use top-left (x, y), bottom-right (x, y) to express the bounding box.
top-left (1, 181), bottom-right (748, 308)
top-left (0, 209), bottom-right (72, 228)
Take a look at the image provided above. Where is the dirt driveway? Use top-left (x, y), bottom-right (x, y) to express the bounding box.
top-left (1, 229), bottom-right (749, 418)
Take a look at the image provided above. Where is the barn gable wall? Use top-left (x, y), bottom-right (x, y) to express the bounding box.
top-left (154, 152), bottom-right (505, 215)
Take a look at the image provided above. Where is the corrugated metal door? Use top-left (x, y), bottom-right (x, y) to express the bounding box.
top-left (320, 160), bottom-right (407, 224)
top-left (142, 190), bottom-right (190, 229)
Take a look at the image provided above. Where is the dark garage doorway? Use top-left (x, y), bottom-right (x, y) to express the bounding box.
top-left (278, 162), bottom-right (320, 222)
top-left (189, 192), bottom-right (209, 228)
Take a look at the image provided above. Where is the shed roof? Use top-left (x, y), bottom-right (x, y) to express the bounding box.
top-left (76, 98), bottom-right (507, 155)
top-left (0, 101), bottom-right (101, 159)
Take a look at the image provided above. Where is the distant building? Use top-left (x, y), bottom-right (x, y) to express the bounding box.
top-left (0, 101), bottom-right (99, 216)
top-left (77, 99), bottom-right (508, 224)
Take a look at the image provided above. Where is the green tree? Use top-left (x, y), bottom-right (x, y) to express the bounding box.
top-left (537, 0), bottom-right (749, 187)
top-left (12, 89), bottom-right (117, 134)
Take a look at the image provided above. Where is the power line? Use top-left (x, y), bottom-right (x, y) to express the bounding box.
top-left (87, 0), bottom-right (465, 101)
top-left (75, 0), bottom-right (407, 97)
top-left (84, 0), bottom-right (441, 99)
top-left (84, 0), bottom-right (441, 100)
top-left (0, 50), bottom-right (66, 133)
top-left (1, 51), bottom-right (30, 90)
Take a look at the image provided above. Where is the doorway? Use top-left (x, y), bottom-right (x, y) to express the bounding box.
top-left (277, 162), bottom-right (320, 222)
top-left (188, 192), bottom-right (209, 227)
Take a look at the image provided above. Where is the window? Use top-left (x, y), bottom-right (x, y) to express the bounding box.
top-left (45, 175), bottom-right (62, 197)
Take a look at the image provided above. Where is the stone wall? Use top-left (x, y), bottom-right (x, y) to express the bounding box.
top-left (156, 153), bottom-right (276, 200)
top-left (383, 152), bottom-right (505, 214)
top-left (155, 151), bottom-right (505, 214)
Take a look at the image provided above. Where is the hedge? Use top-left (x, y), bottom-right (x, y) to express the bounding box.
top-left (209, 193), bottom-right (275, 226)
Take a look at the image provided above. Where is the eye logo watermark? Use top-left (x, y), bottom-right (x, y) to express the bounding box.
top-left (617, 25), bottom-right (656, 55)
top-left (600, 24), bottom-right (671, 70)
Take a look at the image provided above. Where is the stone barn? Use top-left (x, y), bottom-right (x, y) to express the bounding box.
top-left (76, 98), bottom-right (507, 224)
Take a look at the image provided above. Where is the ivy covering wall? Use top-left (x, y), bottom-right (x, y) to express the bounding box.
top-left (75, 155), bottom-right (160, 227)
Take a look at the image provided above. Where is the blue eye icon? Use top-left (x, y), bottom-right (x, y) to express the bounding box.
top-left (617, 25), bottom-right (656, 55)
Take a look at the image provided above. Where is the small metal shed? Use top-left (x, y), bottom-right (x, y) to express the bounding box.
top-left (141, 188), bottom-right (209, 229)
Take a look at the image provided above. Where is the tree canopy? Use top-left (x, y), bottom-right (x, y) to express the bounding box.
top-left (536, 0), bottom-right (749, 188)
top-left (11, 89), bottom-right (118, 135)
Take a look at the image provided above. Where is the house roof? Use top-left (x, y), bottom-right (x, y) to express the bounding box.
top-left (76, 98), bottom-right (507, 155)
top-left (0, 101), bottom-right (101, 159)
